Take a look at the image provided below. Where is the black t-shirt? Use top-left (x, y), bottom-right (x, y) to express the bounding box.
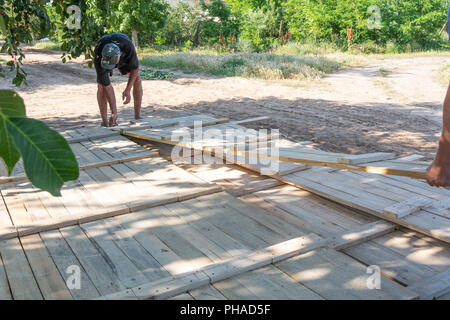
top-left (94, 33), bottom-right (139, 86)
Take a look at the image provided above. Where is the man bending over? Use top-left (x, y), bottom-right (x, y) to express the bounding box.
top-left (94, 33), bottom-right (142, 127)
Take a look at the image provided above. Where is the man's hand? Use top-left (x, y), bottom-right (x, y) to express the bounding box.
top-left (122, 89), bottom-right (131, 104)
top-left (426, 161), bottom-right (450, 187)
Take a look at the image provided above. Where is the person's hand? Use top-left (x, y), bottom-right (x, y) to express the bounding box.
top-left (426, 161), bottom-right (450, 187)
top-left (122, 89), bottom-right (131, 104)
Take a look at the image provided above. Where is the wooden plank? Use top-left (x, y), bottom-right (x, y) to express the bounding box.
top-left (79, 220), bottom-right (150, 288)
top-left (230, 116), bottom-right (271, 126)
top-left (193, 193), bottom-right (288, 246)
top-left (226, 179), bottom-right (284, 197)
top-left (114, 210), bottom-right (208, 275)
top-left (59, 225), bottom-right (127, 295)
top-left (212, 278), bottom-right (260, 299)
top-left (180, 197), bottom-right (270, 250)
top-left (132, 271), bottom-right (210, 300)
top-left (20, 234), bottom-right (72, 300)
top-left (122, 131), bottom-right (429, 179)
top-left (327, 221), bottom-right (396, 250)
top-left (189, 284), bottom-right (227, 300)
top-left (0, 251), bottom-right (11, 300)
top-left (397, 154), bottom-right (426, 161)
top-left (275, 171), bottom-right (450, 243)
top-left (0, 237), bottom-right (43, 299)
top-left (99, 217), bottom-right (171, 281)
top-left (144, 205), bottom-right (232, 263)
top-left (369, 230), bottom-right (450, 274)
top-left (408, 269), bottom-right (450, 299)
top-left (165, 201), bottom-right (250, 257)
top-left (337, 152), bottom-right (396, 165)
top-left (1, 179), bottom-right (221, 241)
top-left (231, 265), bottom-right (323, 300)
top-left (169, 292), bottom-right (194, 300)
top-left (276, 247), bottom-right (418, 300)
top-left (95, 217), bottom-right (411, 300)
top-left (39, 229), bottom-right (101, 299)
top-left (344, 240), bottom-right (441, 285)
top-left (66, 132), bottom-right (119, 144)
top-left (383, 196), bottom-right (434, 219)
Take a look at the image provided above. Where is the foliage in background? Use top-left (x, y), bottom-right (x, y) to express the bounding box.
top-left (140, 52), bottom-right (340, 79)
top-left (107, 0), bottom-right (168, 46)
top-left (0, 90), bottom-right (79, 196)
top-left (1, 0), bottom-right (449, 87)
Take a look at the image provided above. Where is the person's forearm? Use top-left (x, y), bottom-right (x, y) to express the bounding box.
top-left (441, 85), bottom-right (450, 142)
top-left (104, 85), bottom-right (117, 113)
top-left (125, 69), bottom-right (139, 92)
top-left (434, 85), bottom-right (450, 165)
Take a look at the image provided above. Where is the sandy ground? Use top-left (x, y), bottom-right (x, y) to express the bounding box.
top-left (1, 48), bottom-right (448, 159)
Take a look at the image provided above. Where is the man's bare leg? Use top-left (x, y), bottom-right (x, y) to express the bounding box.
top-left (132, 73), bottom-right (143, 120)
top-left (97, 84), bottom-right (108, 126)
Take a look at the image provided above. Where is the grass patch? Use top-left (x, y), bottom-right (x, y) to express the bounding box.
top-left (33, 41), bottom-right (61, 51)
top-left (140, 69), bottom-right (176, 80)
top-left (140, 52), bottom-right (341, 80)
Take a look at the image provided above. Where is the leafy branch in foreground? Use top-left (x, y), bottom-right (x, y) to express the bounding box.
top-left (0, 90), bottom-right (79, 196)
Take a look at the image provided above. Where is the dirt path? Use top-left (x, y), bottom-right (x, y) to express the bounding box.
top-left (1, 49), bottom-right (448, 159)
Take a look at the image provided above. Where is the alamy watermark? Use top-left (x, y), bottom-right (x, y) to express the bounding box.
top-left (171, 121), bottom-right (280, 175)
top-left (367, 5), bottom-right (382, 30)
top-left (66, 265), bottom-right (81, 290)
top-left (66, 5), bottom-right (81, 30)
top-left (366, 265), bottom-right (381, 290)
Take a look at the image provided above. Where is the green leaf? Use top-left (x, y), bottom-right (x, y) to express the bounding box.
top-left (0, 90), bottom-right (26, 117)
top-left (6, 117), bottom-right (79, 196)
top-left (0, 90), bottom-right (25, 173)
top-left (0, 16), bottom-right (6, 36)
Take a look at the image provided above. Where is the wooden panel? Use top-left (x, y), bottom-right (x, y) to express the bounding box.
top-left (114, 208), bottom-right (213, 273)
top-left (20, 234), bottom-right (72, 300)
top-left (407, 269), bottom-right (450, 299)
top-left (189, 284), bottom-right (227, 300)
top-left (343, 240), bottom-right (438, 285)
top-left (39, 229), bottom-right (101, 300)
top-left (59, 225), bottom-right (127, 295)
top-left (98, 217), bottom-right (170, 281)
top-left (0, 251), bottom-right (11, 300)
top-left (277, 170), bottom-right (450, 243)
top-left (79, 220), bottom-right (150, 288)
top-left (228, 265), bottom-right (323, 300)
top-left (0, 237), bottom-right (43, 299)
top-left (276, 247), bottom-right (418, 300)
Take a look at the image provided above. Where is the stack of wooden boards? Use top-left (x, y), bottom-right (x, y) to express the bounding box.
top-left (0, 114), bottom-right (448, 300)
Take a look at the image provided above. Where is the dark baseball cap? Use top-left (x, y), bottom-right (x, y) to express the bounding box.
top-left (101, 43), bottom-right (120, 70)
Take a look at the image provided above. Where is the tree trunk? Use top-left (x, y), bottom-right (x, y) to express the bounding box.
top-left (131, 28), bottom-right (139, 49)
top-left (193, 21), bottom-right (202, 47)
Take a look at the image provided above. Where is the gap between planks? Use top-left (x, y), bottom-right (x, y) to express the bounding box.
top-left (96, 220), bottom-right (400, 300)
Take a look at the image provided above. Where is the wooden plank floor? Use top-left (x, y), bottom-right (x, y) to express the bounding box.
top-left (0, 135), bottom-right (221, 239)
top-left (0, 118), bottom-right (449, 300)
top-left (0, 135), bottom-right (154, 182)
top-left (180, 160), bottom-right (450, 299)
